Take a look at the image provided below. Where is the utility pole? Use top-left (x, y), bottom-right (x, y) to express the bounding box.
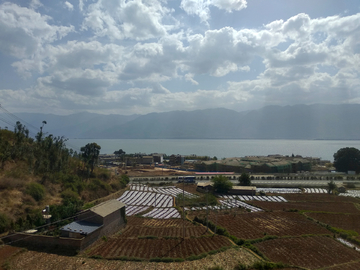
top-left (183, 178), bottom-right (185, 239)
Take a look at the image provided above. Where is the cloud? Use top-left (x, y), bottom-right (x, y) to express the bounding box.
top-left (37, 68), bottom-right (117, 97)
top-left (181, 0), bottom-right (247, 22)
top-left (64, 1), bottom-right (74, 11)
top-left (185, 73), bottom-right (199, 85)
top-left (2, 2), bottom-right (360, 116)
top-left (0, 3), bottom-right (73, 59)
top-left (81, 0), bottom-right (174, 40)
top-left (30, 0), bottom-right (42, 10)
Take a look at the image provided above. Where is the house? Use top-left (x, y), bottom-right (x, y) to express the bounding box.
top-left (196, 182), bottom-right (213, 193)
top-left (6, 199), bottom-right (126, 253)
top-left (60, 199), bottom-right (126, 248)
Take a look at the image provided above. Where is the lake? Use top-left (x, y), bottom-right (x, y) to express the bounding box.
top-left (66, 139), bottom-right (360, 161)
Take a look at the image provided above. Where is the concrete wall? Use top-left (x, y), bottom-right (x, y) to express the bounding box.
top-left (78, 210), bottom-right (103, 224)
top-left (4, 233), bottom-right (82, 253)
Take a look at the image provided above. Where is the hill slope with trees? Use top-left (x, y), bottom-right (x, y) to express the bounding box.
top-left (0, 124), bottom-right (128, 235)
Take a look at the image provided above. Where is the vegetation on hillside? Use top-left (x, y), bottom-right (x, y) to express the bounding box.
top-left (0, 123), bottom-right (128, 234)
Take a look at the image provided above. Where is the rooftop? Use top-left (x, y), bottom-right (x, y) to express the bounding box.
top-left (90, 199), bottom-right (126, 218)
top-left (61, 221), bottom-right (102, 235)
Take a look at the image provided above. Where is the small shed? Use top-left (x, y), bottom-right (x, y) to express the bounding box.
top-left (196, 182), bottom-right (213, 193)
top-left (228, 186), bottom-right (256, 196)
top-left (61, 199), bottom-right (126, 248)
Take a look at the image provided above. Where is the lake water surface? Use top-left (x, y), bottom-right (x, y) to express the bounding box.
top-left (66, 139), bottom-right (360, 162)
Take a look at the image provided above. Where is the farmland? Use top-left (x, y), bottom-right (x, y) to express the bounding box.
top-left (88, 236), bottom-right (233, 259)
top-left (87, 215), bottom-right (235, 259)
top-left (305, 212), bottom-right (360, 235)
top-left (195, 211), bottom-right (330, 240)
top-left (254, 236), bottom-right (360, 269)
top-left (251, 199), bottom-right (360, 213)
top-left (2, 246), bottom-right (259, 270)
top-left (3, 181), bottom-right (360, 269)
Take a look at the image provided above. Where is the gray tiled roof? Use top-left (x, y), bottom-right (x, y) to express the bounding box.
top-left (90, 199), bottom-right (125, 217)
top-left (61, 221), bottom-right (102, 235)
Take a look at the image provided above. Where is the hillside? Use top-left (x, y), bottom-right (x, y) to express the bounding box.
top-left (0, 128), bottom-right (128, 235)
top-left (2, 104), bottom-right (360, 139)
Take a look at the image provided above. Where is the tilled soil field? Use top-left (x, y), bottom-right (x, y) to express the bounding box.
top-left (6, 246), bottom-right (259, 270)
top-left (200, 211), bottom-right (330, 240)
top-left (126, 216), bottom-right (188, 227)
top-left (88, 236), bottom-right (233, 259)
top-left (0, 245), bottom-right (23, 270)
top-left (254, 236), bottom-right (360, 269)
top-left (323, 260), bottom-right (360, 270)
top-left (119, 225), bottom-right (211, 238)
top-left (250, 201), bottom-right (360, 213)
top-left (305, 212), bottom-right (360, 234)
top-left (283, 193), bottom-right (360, 203)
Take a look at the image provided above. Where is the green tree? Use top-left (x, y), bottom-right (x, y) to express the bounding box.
top-left (212, 175), bottom-right (233, 193)
top-left (81, 142), bottom-right (101, 174)
top-left (239, 172), bottom-right (251, 186)
top-left (333, 147), bottom-right (360, 173)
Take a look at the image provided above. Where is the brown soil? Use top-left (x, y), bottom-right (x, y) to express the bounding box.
top-left (191, 211), bottom-right (330, 240)
top-left (254, 236), bottom-right (360, 269)
top-left (5, 247), bottom-right (259, 270)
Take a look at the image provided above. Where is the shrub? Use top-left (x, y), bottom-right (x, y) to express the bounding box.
top-left (61, 189), bottom-right (80, 203)
top-left (26, 182), bottom-right (45, 201)
top-left (0, 212), bottom-right (10, 233)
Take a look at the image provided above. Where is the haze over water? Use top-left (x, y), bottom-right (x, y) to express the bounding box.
top-left (67, 139), bottom-right (360, 162)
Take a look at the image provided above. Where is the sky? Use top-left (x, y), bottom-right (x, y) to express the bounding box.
top-left (0, 0), bottom-right (360, 115)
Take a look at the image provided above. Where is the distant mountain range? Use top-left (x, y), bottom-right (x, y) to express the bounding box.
top-left (2, 104), bottom-right (360, 140)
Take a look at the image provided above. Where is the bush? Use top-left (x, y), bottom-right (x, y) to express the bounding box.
top-left (0, 212), bottom-right (10, 233)
top-left (26, 182), bottom-right (45, 201)
top-left (61, 189), bottom-right (80, 203)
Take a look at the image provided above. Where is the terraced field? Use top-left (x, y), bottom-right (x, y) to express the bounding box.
top-left (254, 236), bottom-right (360, 269)
top-left (196, 211), bottom-right (330, 240)
top-left (88, 236), bottom-right (233, 259)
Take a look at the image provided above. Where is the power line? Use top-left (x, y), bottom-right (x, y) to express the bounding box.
top-left (0, 104), bottom-right (39, 133)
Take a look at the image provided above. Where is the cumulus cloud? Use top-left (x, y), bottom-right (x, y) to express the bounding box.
top-left (2, 1), bottom-right (360, 115)
top-left (64, 1), bottom-right (74, 11)
top-left (181, 0), bottom-right (247, 22)
top-left (81, 0), bottom-right (174, 40)
top-left (0, 3), bottom-right (73, 59)
top-left (30, 0), bottom-right (42, 9)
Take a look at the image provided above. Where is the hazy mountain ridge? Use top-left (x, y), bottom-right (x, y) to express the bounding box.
top-left (2, 104), bottom-right (360, 139)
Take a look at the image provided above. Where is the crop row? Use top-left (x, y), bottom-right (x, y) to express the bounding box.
top-left (256, 188), bottom-right (301, 193)
top-left (130, 184), bottom-right (197, 198)
top-left (304, 188), bottom-right (327, 193)
top-left (126, 206), bottom-right (149, 216)
top-left (254, 236), bottom-right (360, 269)
top-left (118, 190), bottom-right (173, 207)
top-left (126, 216), bottom-right (190, 227)
top-left (119, 225), bottom-right (210, 238)
top-left (220, 199), bottom-right (263, 212)
top-left (142, 207), bottom-right (181, 219)
top-left (340, 190), bottom-right (360, 198)
top-left (251, 200), bottom-right (360, 213)
top-left (218, 195), bottom-right (287, 202)
top-left (205, 212), bottom-right (329, 240)
top-left (88, 236), bottom-right (232, 259)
